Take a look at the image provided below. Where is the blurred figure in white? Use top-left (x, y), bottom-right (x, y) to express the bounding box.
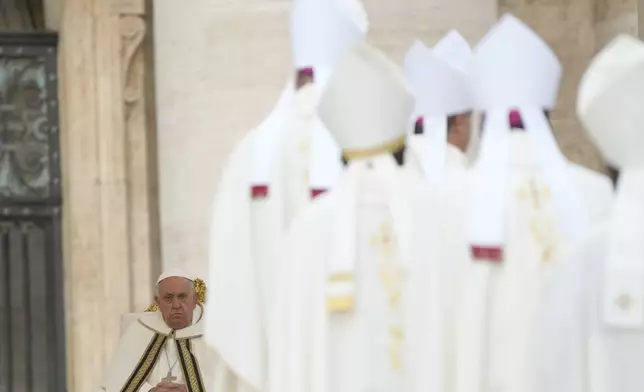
top-left (410, 30), bottom-right (474, 181)
top-left (269, 41), bottom-right (449, 392)
top-left (453, 14), bottom-right (613, 392)
top-left (204, 0), bottom-right (368, 391)
top-left (574, 34), bottom-right (644, 392)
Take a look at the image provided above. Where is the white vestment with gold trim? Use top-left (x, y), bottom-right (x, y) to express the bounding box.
top-left (205, 83), bottom-right (340, 392)
top-left (93, 311), bottom-right (223, 392)
top-left (454, 132), bottom-right (613, 392)
top-left (269, 154), bottom-right (456, 392)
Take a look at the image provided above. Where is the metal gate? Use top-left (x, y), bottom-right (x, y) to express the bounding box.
top-left (0, 31), bottom-right (66, 392)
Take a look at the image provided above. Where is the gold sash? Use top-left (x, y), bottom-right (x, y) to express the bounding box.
top-left (176, 338), bottom-right (206, 392)
top-left (120, 333), bottom-right (167, 392)
top-left (119, 333), bottom-right (206, 392)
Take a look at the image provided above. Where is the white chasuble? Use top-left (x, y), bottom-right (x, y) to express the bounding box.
top-left (268, 154), bottom-right (447, 392)
top-left (206, 84), bottom-right (340, 391)
top-left (552, 168), bottom-right (643, 392)
top-left (94, 311), bottom-right (222, 392)
top-left (454, 133), bottom-right (613, 392)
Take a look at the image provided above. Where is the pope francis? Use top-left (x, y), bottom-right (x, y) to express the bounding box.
top-left (93, 269), bottom-right (218, 392)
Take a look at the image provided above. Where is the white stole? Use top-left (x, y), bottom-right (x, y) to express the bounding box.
top-left (458, 107), bottom-right (589, 392)
top-left (602, 167), bottom-right (644, 328)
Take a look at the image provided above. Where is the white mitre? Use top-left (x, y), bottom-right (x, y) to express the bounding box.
top-left (468, 14), bottom-right (586, 260)
top-left (416, 30), bottom-right (473, 181)
top-left (291, 0), bottom-right (368, 86)
top-left (578, 34), bottom-right (644, 328)
top-left (320, 41), bottom-right (413, 153)
top-left (318, 41), bottom-right (414, 297)
top-left (404, 39), bottom-right (430, 126)
top-left (252, 0), bottom-right (369, 189)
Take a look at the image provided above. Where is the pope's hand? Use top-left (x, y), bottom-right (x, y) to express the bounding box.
top-left (151, 381), bottom-right (188, 392)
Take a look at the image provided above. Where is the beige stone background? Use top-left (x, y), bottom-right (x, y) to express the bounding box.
top-left (4, 0), bottom-right (643, 390)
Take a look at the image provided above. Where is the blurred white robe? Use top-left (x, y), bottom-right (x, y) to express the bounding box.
top-left (557, 169), bottom-right (644, 392)
top-left (269, 153), bottom-right (456, 392)
top-left (454, 132), bottom-right (613, 392)
top-left (205, 84), bottom-right (337, 392)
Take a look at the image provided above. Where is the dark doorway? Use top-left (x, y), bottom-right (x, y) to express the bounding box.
top-left (0, 31), bottom-right (65, 392)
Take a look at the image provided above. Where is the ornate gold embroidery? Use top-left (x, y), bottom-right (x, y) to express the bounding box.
top-left (616, 294), bottom-right (632, 311)
top-left (529, 219), bottom-right (557, 263)
top-left (177, 338), bottom-right (206, 392)
top-left (371, 220), bottom-right (407, 372)
top-left (518, 179), bottom-right (559, 263)
top-left (388, 325), bottom-right (405, 371)
top-left (326, 296), bottom-right (355, 312)
top-left (516, 179), bottom-right (550, 209)
top-left (370, 222), bottom-right (395, 256)
top-left (121, 333), bottom-right (167, 392)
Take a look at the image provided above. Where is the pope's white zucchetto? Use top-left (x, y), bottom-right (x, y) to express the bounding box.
top-left (156, 267), bottom-right (194, 285)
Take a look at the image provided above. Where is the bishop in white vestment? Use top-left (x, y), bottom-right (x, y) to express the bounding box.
top-left (269, 41), bottom-right (451, 392)
top-left (453, 14), bottom-right (614, 392)
top-left (94, 269), bottom-right (218, 392)
top-left (405, 30), bottom-right (474, 181)
top-left (571, 34), bottom-right (644, 392)
top-left (204, 1), bottom-right (368, 390)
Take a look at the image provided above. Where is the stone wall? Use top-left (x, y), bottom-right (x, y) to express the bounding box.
top-left (154, 0), bottom-right (293, 275)
top-left (595, 0), bottom-right (637, 49)
top-left (57, 0), bottom-right (160, 390)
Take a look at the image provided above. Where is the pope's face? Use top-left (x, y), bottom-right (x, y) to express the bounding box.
top-left (156, 277), bottom-right (197, 330)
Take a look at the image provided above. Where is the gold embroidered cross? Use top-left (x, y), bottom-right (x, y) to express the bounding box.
top-left (517, 179), bottom-right (551, 210)
top-left (298, 140), bottom-right (309, 154)
top-left (616, 293), bottom-right (632, 312)
top-left (370, 222), bottom-right (395, 255)
top-left (162, 371), bottom-right (177, 382)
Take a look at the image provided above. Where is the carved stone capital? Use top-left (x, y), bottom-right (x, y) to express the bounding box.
top-left (120, 14), bottom-right (146, 112)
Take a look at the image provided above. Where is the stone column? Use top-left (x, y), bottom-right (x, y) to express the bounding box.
top-left (499, 0), bottom-right (605, 172)
top-left (58, 0), bottom-right (160, 389)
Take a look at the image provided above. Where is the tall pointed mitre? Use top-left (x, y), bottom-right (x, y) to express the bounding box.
top-left (253, 0), bottom-right (369, 189)
top-left (416, 30), bottom-right (473, 181)
top-left (291, 0), bottom-right (369, 86)
top-left (468, 13), bottom-right (586, 261)
top-left (300, 0), bottom-right (370, 195)
top-left (405, 39), bottom-right (430, 127)
top-left (318, 41), bottom-right (414, 310)
top-left (319, 41), bottom-right (413, 152)
top-left (578, 35), bottom-right (644, 328)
